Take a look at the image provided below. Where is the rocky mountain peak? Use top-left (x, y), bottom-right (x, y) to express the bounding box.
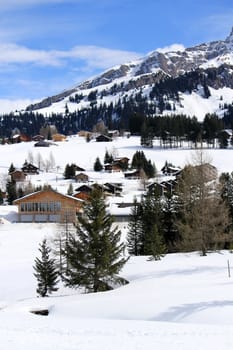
top-left (225, 27), bottom-right (233, 43)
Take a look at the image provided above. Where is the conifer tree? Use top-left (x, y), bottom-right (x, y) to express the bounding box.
top-left (64, 189), bottom-right (128, 292)
top-left (140, 188), bottom-right (166, 259)
top-left (6, 180), bottom-right (17, 204)
top-left (148, 224), bottom-right (167, 261)
top-left (8, 163), bottom-right (15, 174)
top-left (33, 239), bottom-right (59, 297)
top-left (104, 150), bottom-right (113, 164)
top-left (93, 157), bottom-right (103, 171)
top-left (127, 198), bottom-right (143, 255)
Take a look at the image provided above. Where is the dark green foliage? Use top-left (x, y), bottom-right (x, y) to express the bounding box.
top-left (0, 189), bottom-right (3, 204)
top-left (93, 157), bottom-right (103, 171)
top-left (8, 163), bottom-right (15, 174)
top-left (220, 172), bottom-right (233, 230)
top-left (87, 90), bottom-right (97, 102)
top-left (131, 151), bottom-right (155, 178)
top-left (6, 180), bottom-right (17, 204)
top-left (104, 150), bottom-right (114, 164)
top-left (140, 189), bottom-right (166, 259)
top-left (148, 224), bottom-right (167, 261)
top-left (218, 130), bottom-right (229, 149)
top-left (64, 189), bottom-right (128, 292)
top-left (67, 183), bottom-right (73, 196)
top-left (161, 192), bottom-right (180, 252)
top-left (127, 198), bottom-right (143, 256)
top-left (140, 121), bottom-right (154, 148)
top-left (203, 113), bottom-right (223, 147)
top-left (33, 239), bottom-right (59, 297)
top-left (64, 163), bottom-right (76, 179)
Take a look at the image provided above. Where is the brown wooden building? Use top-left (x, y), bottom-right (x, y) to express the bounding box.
top-left (10, 170), bottom-right (27, 182)
top-left (13, 188), bottom-right (83, 223)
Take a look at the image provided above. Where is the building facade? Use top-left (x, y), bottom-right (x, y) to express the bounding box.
top-left (13, 189), bottom-right (83, 223)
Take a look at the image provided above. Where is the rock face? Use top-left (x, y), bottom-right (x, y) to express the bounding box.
top-left (26, 27), bottom-right (233, 113)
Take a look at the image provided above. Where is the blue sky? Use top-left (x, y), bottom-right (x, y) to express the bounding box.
top-left (0, 0), bottom-right (233, 105)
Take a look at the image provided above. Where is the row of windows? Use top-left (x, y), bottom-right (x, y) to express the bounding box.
top-left (20, 201), bottom-right (61, 213)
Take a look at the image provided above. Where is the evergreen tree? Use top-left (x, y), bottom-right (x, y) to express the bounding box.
top-left (8, 163), bottom-right (15, 174)
top-left (140, 188), bottom-right (166, 259)
top-left (161, 192), bottom-right (180, 252)
top-left (33, 239), bottom-right (59, 297)
top-left (127, 198), bottom-right (142, 255)
top-left (64, 189), bottom-right (128, 292)
top-left (67, 183), bottom-right (73, 196)
top-left (148, 224), bottom-right (166, 261)
top-left (6, 180), bottom-right (17, 204)
top-left (104, 150), bottom-right (114, 164)
top-left (64, 163), bottom-right (76, 179)
top-left (0, 189), bottom-right (3, 204)
top-left (93, 157), bottom-right (103, 171)
top-left (219, 172), bottom-right (233, 233)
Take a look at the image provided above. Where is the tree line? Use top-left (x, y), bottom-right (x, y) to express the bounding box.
top-left (1, 98), bottom-right (233, 148)
top-left (127, 151), bottom-right (233, 259)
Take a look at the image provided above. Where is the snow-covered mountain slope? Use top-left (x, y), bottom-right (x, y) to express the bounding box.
top-left (26, 28), bottom-right (233, 121)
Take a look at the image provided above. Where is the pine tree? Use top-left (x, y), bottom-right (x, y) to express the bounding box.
top-left (127, 198), bottom-right (142, 255)
top-left (33, 239), bottom-right (59, 297)
top-left (67, 183), bottom-right (73, 196)
top-left (140, 188), bottom-right (166, 258)
top-left (148, 224), bottom-right (166, 261)
top-left (104, 150), bottom-right (113, 164)
top-left (93, 157), bottom-right (103, 171)
top-left (6, 180), bottom-right (17, 204)
top-left (161, 192), bottom-right (180, 252)
top-left (64, 189), bottom-right (128, 292)
top-left (8, 163), bottom-right (15, 174)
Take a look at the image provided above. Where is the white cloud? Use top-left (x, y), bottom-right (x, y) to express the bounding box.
top-left (156, 44), bottom-right (185, 54)
top-left (0, 43), bottom-right (62, 66)
top-left (0, 98), bottom-right (34, 113)
top-left (65, 45), bottom-right (142, 69)
top-left (0, 43), bottom-right (142, 69)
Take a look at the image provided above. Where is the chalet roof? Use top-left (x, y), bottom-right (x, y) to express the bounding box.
top-left (75, 184), bottom-right (92, 192)
top-left (13, 188), bottom-right (83, 204)
top-left (96, 134), bottom-right (112, 142)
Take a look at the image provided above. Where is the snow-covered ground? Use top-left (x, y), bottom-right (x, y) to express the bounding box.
top-left (1, 216), bottom-right (233, 349)
top-left (1, 135), bottom-right (233, 349)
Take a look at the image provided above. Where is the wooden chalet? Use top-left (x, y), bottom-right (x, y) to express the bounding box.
top-left (161, 163), bottom-right (181, 176)
top-left (74, 165), bottom-right (85, 172)
top-left (75, 172), bottom-right (89, 183)
top-left (105, 157), bottom-right (129, 172)
top-left (73, 191), bottom-right (90, 201)
top-left (124, 169), bottom-right (141, 179)
top-left (21, 161), bottom-right (39, 174)
top-left (107, 130), bottom-right (119, 138)
top-left (74, 184), bottom-right (92, 193)
top-left (9, 170), bottom-right (27, 182)
top-left (104, 183), bottom-right (123, 196)
top-left (104, 163), bottom-right (122, 172)
top-left (96, 134), bottom-right (112, 142)
top-left (52, 133), bottom-right (66, 142)
top-left (147, 179), bottom-right (177, 197)
top-left (32, 135), bottom-right (45, 142)
top-left (34, 140), bottom-right (51, 147)
top-left (13, 188), bottom-right (83, 223)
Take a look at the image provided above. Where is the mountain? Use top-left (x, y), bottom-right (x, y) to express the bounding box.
top-left (26, 27), bottom-right (233, 122)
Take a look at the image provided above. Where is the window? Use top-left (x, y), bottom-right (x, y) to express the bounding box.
top-left (20, 201), bottom-right (61, 212)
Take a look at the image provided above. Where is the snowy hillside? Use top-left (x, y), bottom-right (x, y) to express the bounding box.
top-left (1, 212), bottom-right (233, 349)
top-left (1, 136), bottom-right (233, 349)
top-left (24, 28), bottom-right (233, 122)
